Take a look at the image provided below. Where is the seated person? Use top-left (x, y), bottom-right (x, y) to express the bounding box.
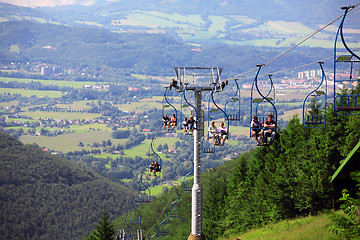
top-left (187, 116), bottom-right (196, 134)
top-left (208, 121), bottom-right (220, 145)
top-left (250, 115), bottom-right (263, 146)
top-left (182, 117), bottom-right (189, 132)
top-left (154, 161), bottom-right (161, 176)
top-left (148, 161), bottom-right (155, 176)
top-left (170, 114), bottom-right (177, 130)
top-left (263, 113), bottom-right (277, 145)
top-left (163, 114), bottom-right (170, 131)
top-left (217, 122), bottom-right (228, 146)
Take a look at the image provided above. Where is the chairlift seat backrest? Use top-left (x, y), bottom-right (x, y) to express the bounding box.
top-left (305, 115), bottom-right (324, 124)
top-left (336, 55), bottom-right (353, 62)
top-left (336, 95), bottom-right (360, 110)
top-left (228, 114), bottom-right (240, 121)
top-left (202, 147), bottom-right (215, 153)
top-left (316, 90), bottom-right (325, 95)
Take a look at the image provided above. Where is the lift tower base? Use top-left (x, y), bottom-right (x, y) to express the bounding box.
top-left (188, 233), bottom-right (206, 240)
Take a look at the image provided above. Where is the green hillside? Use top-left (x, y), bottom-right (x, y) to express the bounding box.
top-left (0, 132), bottom-right (135, 240)
top-left (220, 213), bottom-right (342, 240)
top-left (106, 106), bottom-right (360, 239)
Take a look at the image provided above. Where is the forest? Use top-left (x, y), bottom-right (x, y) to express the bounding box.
top-left (0, 132), bottom-right (136, 240)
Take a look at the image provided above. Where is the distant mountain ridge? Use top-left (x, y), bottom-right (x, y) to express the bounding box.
top-left (3, 0), bottom-right (360, 27)
top-left (0, 2), bottom-right (357, 78)
top-left (0, 132), bottom-right (135, 240)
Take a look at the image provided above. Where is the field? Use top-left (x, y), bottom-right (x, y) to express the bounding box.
top-left (0, 76), bottom-right (104, 89)
top-left (0, 100), bottom-right (20, 108)
top-left (22, 110), bottom-right (101, 120)
top-left (0, 87), bottom-right (63, 98)
top-left (123, 137), bottom-right (179, 159)
top-left (54, 100), bottom-right (93, 111)
top-left (109, 10), bottom-right (355, 48)
top-left (20, 130), bottom-right (124, 152)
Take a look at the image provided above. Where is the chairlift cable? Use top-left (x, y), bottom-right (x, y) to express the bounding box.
top-left (230, 46), bottom-right (360, 83)
top-left (144, 195), bottom-right (176, 238)
top-left (225, 3), bottom-right (360, 82)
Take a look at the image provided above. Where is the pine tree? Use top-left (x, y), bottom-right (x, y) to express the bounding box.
top-left (88, 209), bottom-right (116, 240)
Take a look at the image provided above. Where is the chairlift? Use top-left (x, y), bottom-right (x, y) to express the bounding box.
top-left (181, 83), bottom-right (198, 135)
top-left (202, 82), bottom-right (230, 153)
top-left (148, 137), bottom-right (162, 177)
top-left (224, 79), bottom-right (241, 122)
top-left (122, 212), bottom-right (135, 240)
top-left (333, 5), bottom-right (360, 115)
top-left (183, 160), bottom-right (194, 192)
top-left (162, 87), bottom-right (178, 131)
top-left (138, 173), bottom-right (151, 203)
top-left (302, 62), bottom-right (327, 128)
top-left (201, 134), bottom-right (215, 154)
top-left (169, 190), bottom-right (181, 218)
top-left (249, 65), bottom-right (278, 145)
top-left (158, 213), bottom-right (169, 237)
top-left (129, 197), bottom-right (141, 225)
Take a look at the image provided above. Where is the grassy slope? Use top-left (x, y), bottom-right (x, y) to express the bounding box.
top-left (219, 213), bottom-right (342, 240)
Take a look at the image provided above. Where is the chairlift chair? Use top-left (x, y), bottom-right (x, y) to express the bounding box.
top-left (333, 5), bottom-right (360, 115)
top-left (129, 197), bottom-right (141, 225)
top-left (169, 190), bottom-right (181, 218)
top-left (249, 66), bottom-right (278, 143)
top-left (224, 79), bottom-right (241, 123)
top-left (302, 62), bottom-right (327, 128)
top-left (183, 160), bottom-right (194, 192)
top-left (162, 87), bottom-right (178, 131)
top-left (138, 173), bottom-right (151, 203)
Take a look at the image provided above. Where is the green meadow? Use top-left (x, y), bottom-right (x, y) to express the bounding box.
top-left (121, 12), bottom-right (194, 29)
top-left (279, 108), bottom-right (303, 121)
top-left (22, 110), bottom-right (101, 120)
top-left (141, 11), bottom-right (205, 27)
top-left (208, 15), bottom-right (228, 33)
top-left (0, 76), bottom-right (105, 89)
top-left (122, 137), bottom-right (178, 159)
top-left (0, 88), bottom-right (63, 98)
top-left (115, 101), bottom-right (161, 113)
top-left (55, 100), bottom-right (93, 111)
top-left (228, 126), bottom-right (249, 136)
top-left (20, 130), bottom-right (128, 152)
top-left (0, 100), bottom-right (20, 108)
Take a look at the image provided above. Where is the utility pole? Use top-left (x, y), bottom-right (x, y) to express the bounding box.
top-left (171, 67), bottom-right (225, 240)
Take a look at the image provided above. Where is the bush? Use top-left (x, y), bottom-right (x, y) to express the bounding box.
top-left (330, 171), bottom-right (360, 239)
